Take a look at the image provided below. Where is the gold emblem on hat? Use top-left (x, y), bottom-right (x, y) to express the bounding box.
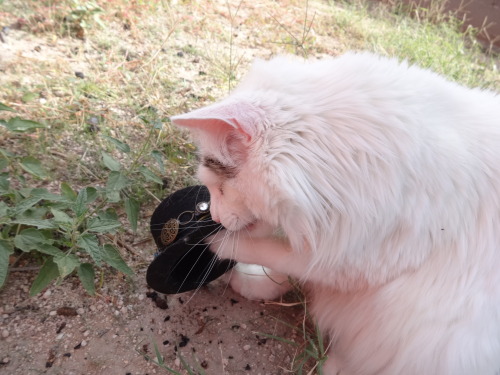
top-left (161, 218), bottom-right (179, 246)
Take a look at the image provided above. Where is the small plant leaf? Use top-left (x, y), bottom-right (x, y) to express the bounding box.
top-left (74, 188), bottom-right (88, 217)
top-left (11, 196), bottom-right (43, 216)
top-left (0, 156), bottom-right (9, 171)
top-left (105, 171), bottom-right (130, 202)
top-left (29, 257), bottom-right (59, 296)
top-left (152, 119), bottom-right (164, 130)
top-left (51, 208), bottom-right (73, 224)
top-left (54, 253), bottom-right (80, 278)
top-left (3, 117), bottom-right (47, 132)
top-left (14, 228), bottom-right (50, 252)
top-left (102, 135), bottom-right (130, 153)
top-left (85, 187), bottom-right (98, 204)
top-left (0, 201), bottom-right (8, 217)
top-left (0, 148), bottom-right (14, 158)
top-left (98, 208), bottom-right (118, 221)
top-left (22, 92), bottom-right (39, 103)
top-left (168, 154), bottom-right (187, 165)
top-left (30, 188), bottom-right (67, 202)
top-left (20, 156), bottom-right (48, 179)
top-left (0, 239), bottom-right (14, 288)
top-left (11, 218), bottom-right (57, 229)
top-left (73, 187), bottom-right (98, 218)
top-left (101, 244), bottom-right (133, 276)
top-left (0, 173), bottom-right (9, 195)
top-left (139, 166), bottom-right (163, 184)
top-left (0, 102), bottom-right (15, 112)
top-left (77, 263), bottom-right (96, 295)
top-left (37, 244), bottom-right (65, 257)
top-left (124, 197), bottom-right (140, 233)
top-left (87, 217), bottom-right (122, 233)
top-left (150, 150), bottom-right (165, 173)
top-left (101, 151), bottom-right (121, 171)
top-left (61, 182), bottom-right (78, 201)
top-left (77, 234), bottom-right (102, 265)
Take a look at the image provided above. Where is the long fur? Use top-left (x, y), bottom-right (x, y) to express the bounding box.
top-left (171, 52), bottom-right (500, 375)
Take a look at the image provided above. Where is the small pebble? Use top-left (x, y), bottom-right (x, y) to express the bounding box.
top-left (174, 358), bottom-right (181, 367)
top-left (80, 340), bottom-right (87, 347)
top-left (42, 290), bottom-right (51, 298)
top-left (77, 308), bottom-right (85, 315)
top-left (49, 310), bottom-right (57, 316)
top-left (1, 330), bottom-right (9, 339)
top-left (243, 344), bottom-right (251, 351)
top-left (83, 330), bottom-right (90, 337)
top-left (75, 71), bottom-right (85, 79)
top-left (1, 357), bottom-right (9, 364)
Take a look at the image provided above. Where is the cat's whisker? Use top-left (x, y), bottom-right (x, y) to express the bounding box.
top-left (150, 221), bottom-right (219, 230)
top-left (187, 243), bottom-right (229, 303)
top-left (220, 230), bottom-right (240, 296)
top-left (172, 225), bottom-right (225, 294)
top-left (185, 226), bottom-right (238, 302)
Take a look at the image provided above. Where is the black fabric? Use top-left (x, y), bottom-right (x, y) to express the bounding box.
top-left (146, 185), bottom-right (235, 294)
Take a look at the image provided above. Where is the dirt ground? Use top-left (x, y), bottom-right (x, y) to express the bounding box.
top-left (0, 253), bottom-right (305, 375)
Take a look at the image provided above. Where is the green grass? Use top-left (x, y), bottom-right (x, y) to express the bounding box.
top-left (320, 0), bottom-right (498, 89)
top-left (0, 0), bottom-right (498, 371)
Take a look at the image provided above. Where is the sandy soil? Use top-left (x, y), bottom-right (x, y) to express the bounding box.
top-left (0, 254), bottom-right (305, 375)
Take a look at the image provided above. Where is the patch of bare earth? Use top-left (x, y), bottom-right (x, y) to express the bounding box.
top-left (1, 261), bottom-right (304, 375)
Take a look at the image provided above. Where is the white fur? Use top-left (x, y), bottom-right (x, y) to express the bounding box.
top-left (171, 52), bottom-right (500, 375)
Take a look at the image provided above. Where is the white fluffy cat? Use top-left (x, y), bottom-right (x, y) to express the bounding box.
top-left (171, 52), bottom-right (500, 375)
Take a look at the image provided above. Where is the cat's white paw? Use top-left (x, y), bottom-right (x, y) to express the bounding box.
top-left (228, 263), bottom-right (291, 300)
top-left (207, 229), bottom-right (240, 261)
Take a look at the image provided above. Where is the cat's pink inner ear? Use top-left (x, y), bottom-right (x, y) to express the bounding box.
top-left (170, 100), bottom-right (261, 140)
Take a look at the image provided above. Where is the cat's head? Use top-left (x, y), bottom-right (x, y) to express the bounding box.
top-left (171, 97), bottom-right (274, 232)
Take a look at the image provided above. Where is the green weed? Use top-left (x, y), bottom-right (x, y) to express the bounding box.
top-left (0, 103), bottom-right (178, 295)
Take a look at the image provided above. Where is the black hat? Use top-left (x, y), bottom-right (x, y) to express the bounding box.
top-left (146, 185), bottom-right (235, 294)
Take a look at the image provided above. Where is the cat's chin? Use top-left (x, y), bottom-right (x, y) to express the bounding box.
top-left (235, 220), bottom-right (274, 238)
top-left (243, 221), bottom-right (257, 231)
top-left (224, 219), bottom-right (258, 233)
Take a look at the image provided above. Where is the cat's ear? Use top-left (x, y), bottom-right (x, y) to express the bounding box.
top-left (170, 100), bottom-right (262, 141)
